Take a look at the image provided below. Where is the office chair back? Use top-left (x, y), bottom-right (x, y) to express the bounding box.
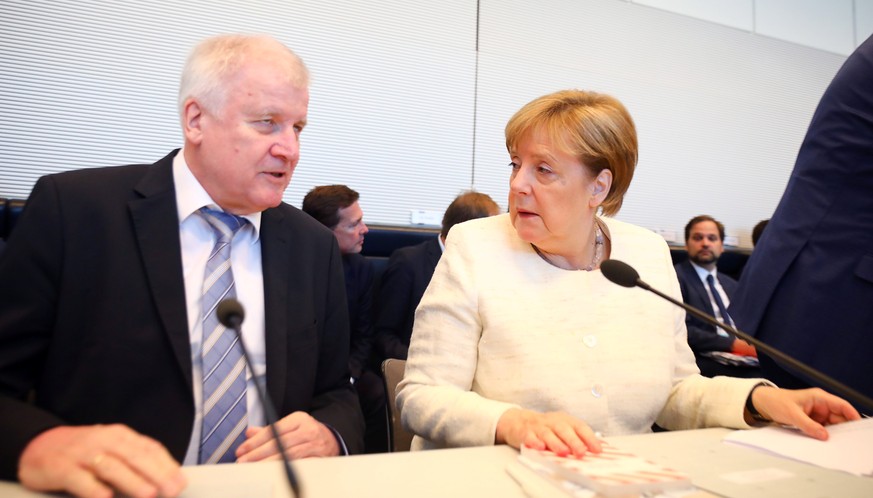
top-left (381, 358), bottom-right (414, 452)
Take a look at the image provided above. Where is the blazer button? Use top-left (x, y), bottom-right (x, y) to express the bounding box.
top-left (591, 384), bottom-right (604, 398)
top-left (583, 335), bottom-right (598, 348)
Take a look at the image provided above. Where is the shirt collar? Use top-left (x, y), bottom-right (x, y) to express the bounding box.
top-left (689, 260), bottom-right (717, 283)
top-left (172, 149), bottom-right (262, 239)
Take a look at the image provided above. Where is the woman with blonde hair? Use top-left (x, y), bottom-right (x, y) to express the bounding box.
top-left (397, 89), bottom-right (858, 456)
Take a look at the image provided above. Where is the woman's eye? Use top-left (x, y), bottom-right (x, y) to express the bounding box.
top-left (508, 161), bottom-right (520, 170)
top-left (537, 165), bottom-right (553, 174)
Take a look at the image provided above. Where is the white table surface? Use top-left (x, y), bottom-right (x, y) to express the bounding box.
top-left (2, 427), bottom-right (871, 497)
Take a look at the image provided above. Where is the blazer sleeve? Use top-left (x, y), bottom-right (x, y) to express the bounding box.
top-left (307, 241), bottom-right (366, 454)
top-left (396, 231), bottom-right (519, 449)
top-left (0, 177), bottom-right (69, 479)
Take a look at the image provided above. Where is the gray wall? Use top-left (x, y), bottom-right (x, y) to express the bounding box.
top-left (1, 0), bottom-right (870, 247)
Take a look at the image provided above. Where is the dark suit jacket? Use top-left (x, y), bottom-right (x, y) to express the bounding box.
top-left (372, 237), bottom-right (441, 362)
top-left (342, 253), bottom-right (375, 379)
top-left (674, 260), bottom-right (738, 354)
top-left (0, 150), bottom-right (364, 478)
top-left (731, 34), bottom-right (873, 401)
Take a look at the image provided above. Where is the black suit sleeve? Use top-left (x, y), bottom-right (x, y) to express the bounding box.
top-left (306, 242), bottom-right (366, 454)
top-left (0, 177), bottom-right (69, 479)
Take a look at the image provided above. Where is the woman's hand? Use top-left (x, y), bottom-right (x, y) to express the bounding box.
top-left (750, 386), bottom-right (861, 440)
top-left (495, 408), bottom-right (602, 457)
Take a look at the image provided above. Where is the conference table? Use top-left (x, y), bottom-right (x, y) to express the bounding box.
top-left (1, 427), bottom-right (871, 497)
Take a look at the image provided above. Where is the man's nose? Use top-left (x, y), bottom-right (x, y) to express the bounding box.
top-left (271, 130), bottom-right (300, 163)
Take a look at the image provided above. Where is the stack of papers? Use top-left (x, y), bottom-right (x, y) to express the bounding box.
top-left (723, 417), bottom-right (873, 476)
top-left (508, 444), bottom-right (699, 497)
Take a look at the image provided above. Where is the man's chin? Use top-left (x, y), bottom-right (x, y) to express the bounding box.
top-left (690, 256), bottom-right (717, 266)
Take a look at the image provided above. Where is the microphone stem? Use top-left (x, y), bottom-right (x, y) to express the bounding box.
top-left (643, 283), bottom-right (873, 414)
top-left (232, 320), bottom-right (302, 497)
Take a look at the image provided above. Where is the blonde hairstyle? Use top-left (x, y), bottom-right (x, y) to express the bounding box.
top-left (178, 34), bottom-right (309, 118)
top-left (505, 90), bottom-right (637, 216)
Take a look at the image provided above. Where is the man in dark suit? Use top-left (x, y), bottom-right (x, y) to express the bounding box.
top-left (675, 215), bottom-right (760, 378)
top-left (0, 35), bottom-right (363, 497)
top-left (373, 191), bottom-right (500, 362)
top-left (731, 34), bottom-right (873, 406)
top-left (302, 184), bottom-right (387, 453)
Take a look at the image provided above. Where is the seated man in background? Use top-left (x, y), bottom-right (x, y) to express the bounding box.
top-left (674, 215), bottom-right (761, 378)
top-left (372, 191), bottom-right (500, 363)
top-left (302, 185), bottom-right (387, 453)
top-left (0, 34), bottom-right (363, 498)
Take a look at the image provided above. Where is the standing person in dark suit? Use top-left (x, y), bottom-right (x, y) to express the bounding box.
top-left (302, 184), bottom-right (387, 453)
top-left (373, 191), bottom-right (500, 363)
top-left (0, 34), bottom-right (363, 498)
top-left (675, 216), bottom-right (760, 378)
top-left (731, 34), bottom-right (873, 406)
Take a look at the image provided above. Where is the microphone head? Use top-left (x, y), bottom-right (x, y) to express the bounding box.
top-left (217, 299), bottom-right (245, 328)
top-left (600, 259), bottom-right (640, 288)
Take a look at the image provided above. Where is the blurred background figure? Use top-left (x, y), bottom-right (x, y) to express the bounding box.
top-left (372, 191), bottom-right (500, 365)
top-left (303, 185), bottom-right (387, 452)
top-left (751, 219), bottom-right (769, 247)
top-left (675, 215), bottom-right (760, 379)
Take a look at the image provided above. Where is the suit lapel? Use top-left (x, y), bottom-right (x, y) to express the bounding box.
top-left (425, 237), bottom-right (442, 271)
top-left (261, 207), bottom-right (290, 409)
top-left (129, 151), bottom-right (193, 386)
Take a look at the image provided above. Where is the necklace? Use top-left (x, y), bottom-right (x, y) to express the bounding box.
top-left (532, 220), bottom-right (604, 271)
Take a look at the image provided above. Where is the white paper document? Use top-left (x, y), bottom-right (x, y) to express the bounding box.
top-left (722, 417), bottom-right (873, 477)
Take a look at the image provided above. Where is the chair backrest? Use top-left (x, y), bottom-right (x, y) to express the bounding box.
top-left (381, 358), bottom-right (414, 452)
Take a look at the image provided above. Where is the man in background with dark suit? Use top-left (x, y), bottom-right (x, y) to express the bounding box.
top-left (0, 34), bottom-right (363, 497)
top-left (302, 184), bottom-right (387, 453)
top-left (675, 215), bottom-right (760, 378)
top-left (731, 34), bottom-right (873, 406)
top-left (373, 191), bottom-right (500, 363)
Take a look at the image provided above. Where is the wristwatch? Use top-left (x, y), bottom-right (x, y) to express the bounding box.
top-left (745, 383), bottom-right (771, 423)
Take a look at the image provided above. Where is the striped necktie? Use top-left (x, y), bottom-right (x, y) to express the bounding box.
top-left (198, 207), bottom-right (248, 464)
top-left (706, 274), bottom-right (735, 333)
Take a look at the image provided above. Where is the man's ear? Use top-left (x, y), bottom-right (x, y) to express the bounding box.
top-left (590, 169), bottom-right (613, 208)
top-left (182, 99), bottom-right (205, 145)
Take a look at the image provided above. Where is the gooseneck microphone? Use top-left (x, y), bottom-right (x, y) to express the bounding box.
top-left (216, 299), bottom-right (302, 497)
top-left (600, 259), bottom-right (873, 414)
